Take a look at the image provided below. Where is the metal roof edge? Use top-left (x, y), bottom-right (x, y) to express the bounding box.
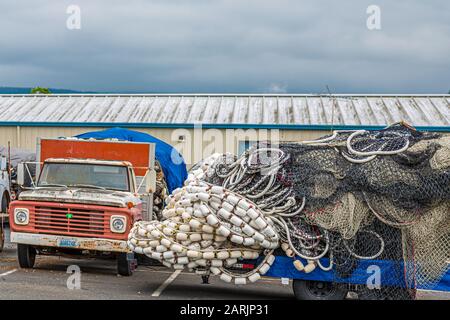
top-left (1, 122), bottom-right (448, 132)
top-left (0, 93), bottom-right (449, 98)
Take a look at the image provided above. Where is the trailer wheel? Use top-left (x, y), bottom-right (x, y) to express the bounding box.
top-left (17, 244), bottom-right (36, 268)
top-left (117, 252), bottom-right (135, 276)
top-left (293, 279), bottom-right (348, 300)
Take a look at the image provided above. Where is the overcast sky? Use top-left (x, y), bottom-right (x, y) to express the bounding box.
top-left (0, 0), bottom-right (449, 93)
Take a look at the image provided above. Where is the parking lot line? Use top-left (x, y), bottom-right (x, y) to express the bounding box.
top-left (0, 269), bottom-right (17, 278)
top-left (151, 269), bottom-right (182, 297)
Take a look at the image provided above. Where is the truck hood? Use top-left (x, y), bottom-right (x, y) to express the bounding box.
top-left (18, 188), bottom-right (140, 208)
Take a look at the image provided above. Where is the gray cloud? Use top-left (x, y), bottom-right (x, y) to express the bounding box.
top-left (0, 0), bottom-right (449, 93)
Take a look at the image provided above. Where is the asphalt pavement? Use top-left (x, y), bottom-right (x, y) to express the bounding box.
top-left (0, 226), bottom-right (293, 300)
top-left (0, 226), bottom-right (448, 300)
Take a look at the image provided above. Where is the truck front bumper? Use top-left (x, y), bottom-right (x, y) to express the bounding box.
top-left (11, 232), bottom-right (129, 253)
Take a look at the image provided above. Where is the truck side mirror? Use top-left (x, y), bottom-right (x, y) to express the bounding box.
top-left (0, 157), bottom-right (6, 171)
top-left (145, 169), bottom-right (156, 193)
top-left (17, 163), bottom-right (25, 186)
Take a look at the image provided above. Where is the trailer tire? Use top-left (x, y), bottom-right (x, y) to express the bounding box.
top-left (117, 252), bottom-right (135, 276)
top-left (17, 244), bottom-right (36, 268)
top-left (293, 279), bottom-right (348, 300)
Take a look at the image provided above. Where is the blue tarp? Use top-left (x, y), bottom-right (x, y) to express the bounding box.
top-left (264, 255), bottom-right (450, 291)
top-left (75, 127), bottom-right (187, 193)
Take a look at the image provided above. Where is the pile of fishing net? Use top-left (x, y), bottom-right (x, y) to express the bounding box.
top-left (152, 160), bottom-right (169, 220)
top-left (128, 123), bottom-right (450, 299)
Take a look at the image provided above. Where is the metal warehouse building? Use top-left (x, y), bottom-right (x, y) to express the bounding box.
top-left (0, 94), bottom-right (448, 166)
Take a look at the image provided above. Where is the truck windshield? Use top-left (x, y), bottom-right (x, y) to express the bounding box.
top-left (38, 163), bottom-right (130, 191)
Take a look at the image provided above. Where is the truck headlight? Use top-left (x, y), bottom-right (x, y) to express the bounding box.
top-left (110, 215), bottom-right (127, 233)
top-left (14, 208), bottom-right (29, 225)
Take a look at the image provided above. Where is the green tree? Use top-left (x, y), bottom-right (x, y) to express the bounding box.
top-left (30, 87), bottom-right (51, 94)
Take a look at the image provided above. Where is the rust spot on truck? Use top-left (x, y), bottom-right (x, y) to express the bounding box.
top-left (81, 240), bottom-right (127, 251)
top-left (41, 236), bottom-right (58, 246)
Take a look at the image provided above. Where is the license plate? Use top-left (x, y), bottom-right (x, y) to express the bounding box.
top-left (58, 238), bottom-right (78, 247)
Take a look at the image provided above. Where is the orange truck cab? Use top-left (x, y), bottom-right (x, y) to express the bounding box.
top-left (9, 138), bottom-right (156, 276)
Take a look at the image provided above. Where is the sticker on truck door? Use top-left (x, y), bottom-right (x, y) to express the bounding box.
top-left (58, 238), bottom-right (78, 247)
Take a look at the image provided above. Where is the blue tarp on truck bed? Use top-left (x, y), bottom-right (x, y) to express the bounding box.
top-left (75, 127), bottom-right (187, 193)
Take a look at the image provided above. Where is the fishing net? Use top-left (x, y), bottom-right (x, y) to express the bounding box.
top-left (129, 123), bottom-right (450, 300)
top-left (152, 160), bottom-right (169, 220)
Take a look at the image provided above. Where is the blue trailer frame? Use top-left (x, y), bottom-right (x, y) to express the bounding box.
top-left (263, 255), bottom-right (450, 292)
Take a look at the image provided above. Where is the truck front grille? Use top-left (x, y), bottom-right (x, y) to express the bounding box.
top-left (34, 206), bottom-right (106, 236)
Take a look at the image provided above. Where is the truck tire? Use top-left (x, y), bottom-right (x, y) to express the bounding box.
top-left (117, 252), bottom-right (135, 276)
top-left (1, 193), bottom-right (9, 214)
top-left (0, 224), bottom-right (4, 252)
top-left (0, 192), bottom-right (6, 252)
top-left (293, 279), bottom-right (348, 300)
top-left (17, 244), bottom-right (36, 268)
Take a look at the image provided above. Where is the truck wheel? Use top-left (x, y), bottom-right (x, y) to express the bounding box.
top-left (17, 244), bottom-right (36, 268)
top-left (293, 279), bottom-right (348, 300)
top-left (1, 193), bottom-right (9, 214)
top-left (0, 224), bottom-right (4, 252)
top-left (117, 252), bottom-right (135, 276)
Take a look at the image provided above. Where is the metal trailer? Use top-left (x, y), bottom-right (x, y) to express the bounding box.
top-left (262, 255), bottom-right (450, 300)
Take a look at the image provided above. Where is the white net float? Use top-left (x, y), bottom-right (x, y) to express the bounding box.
top-left (128, 176), bottom-right (278, 284)
top-left (293, 260), bottom-right (305, 271)
top-left (303, 262), bottom-right (316, 274)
